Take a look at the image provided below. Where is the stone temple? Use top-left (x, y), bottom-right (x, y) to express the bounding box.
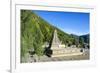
top-left (50, 29), bottom-right (83, 57)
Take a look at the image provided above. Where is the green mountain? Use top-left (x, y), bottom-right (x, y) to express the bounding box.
top-left (21, 10), bottom-right (89, 59)
top-left (71, 34), bottom-right (90, 48)
top-left (80, 34), bottom-right (89, 44)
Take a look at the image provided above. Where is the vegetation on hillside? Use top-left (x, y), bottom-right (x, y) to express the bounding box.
top-left (21, 10), bottom-right (89, 61)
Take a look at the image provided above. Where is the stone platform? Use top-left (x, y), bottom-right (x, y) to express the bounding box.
top-left (51, 48), bottom-right (83, 57)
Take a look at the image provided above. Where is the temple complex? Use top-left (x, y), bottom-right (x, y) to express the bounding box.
top-left (50, 29), bottom-right (83, 57)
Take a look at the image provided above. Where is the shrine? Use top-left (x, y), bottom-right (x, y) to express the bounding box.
top-left (50, 29), bottom-right (83, 57)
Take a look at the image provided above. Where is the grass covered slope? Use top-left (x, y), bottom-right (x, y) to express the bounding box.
top-left (21, 10), bottom-right (55, 59)
top-left (21, 10), bottom-right (89, 61)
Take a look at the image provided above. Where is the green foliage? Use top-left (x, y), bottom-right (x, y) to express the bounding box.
top-left (79, 37), bottom-right (84, 48)
top-left (21, 10), bottom-right (44, 57)
top-left (80, 34), bottom-right (89, 44)
top-left (21, 10), bottom-right (90, 60)
top-left (57, 29), bottom-right (77, 47)
top-left (21, 10), bottom-right (55, 58)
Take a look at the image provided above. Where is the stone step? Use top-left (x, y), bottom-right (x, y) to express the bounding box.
top-left (51, 52), bottom-right (83, 57)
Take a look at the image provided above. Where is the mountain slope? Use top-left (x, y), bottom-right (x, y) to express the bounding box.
top-left (21, 10), bottom-right (89, 59)
top-left (80, 34), bottom-right (90, 44)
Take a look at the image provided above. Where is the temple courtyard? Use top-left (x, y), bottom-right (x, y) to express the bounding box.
top-left (21, 29), bottom-right (90, 63)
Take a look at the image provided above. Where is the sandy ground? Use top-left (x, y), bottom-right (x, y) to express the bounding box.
top-left (37, 53), bottom-right (89, 62)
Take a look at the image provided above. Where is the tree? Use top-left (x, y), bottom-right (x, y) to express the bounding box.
top-left (33, 28), bottom-right (44, 56)
top-left (21, 10), bottom-right (44, 59)
top-left (79, 37), bottom-right (84, 48)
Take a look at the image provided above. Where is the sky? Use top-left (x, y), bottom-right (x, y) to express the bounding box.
top-left (33, 10), bottom-right (90, 36)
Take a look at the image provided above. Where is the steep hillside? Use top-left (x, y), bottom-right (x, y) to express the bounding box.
top-left (21, 10), bottom-right (89, 59)
top-left (21, 10), bottom-right (54, 58)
